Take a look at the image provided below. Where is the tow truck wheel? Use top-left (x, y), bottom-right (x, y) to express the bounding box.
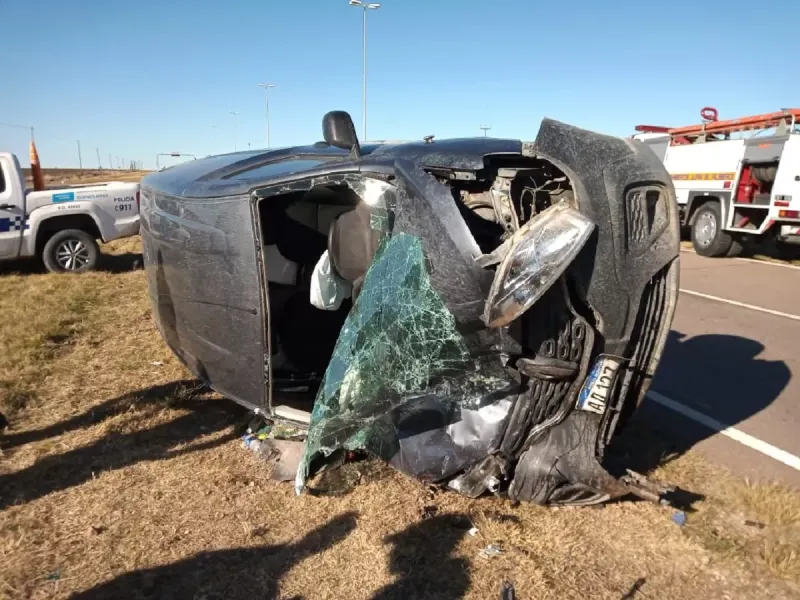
top-left (691, 202), bottom-right (736, 257)
top-left (42, 229), bottom-right (100, 274)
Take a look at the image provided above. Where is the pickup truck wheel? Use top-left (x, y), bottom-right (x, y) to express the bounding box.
top-left (691, 203), bottom-right (734, 257)
top-left (42, 229), bottom-right (100, 273)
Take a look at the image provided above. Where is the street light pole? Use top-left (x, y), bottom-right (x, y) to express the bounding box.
top-left (349, 0), bottom-right (380, 142)
top-left (480, 125), bottom-right (492, 138)
top-left (258, 83), bottom-right (276, 148)
top-left (230, 111), bottom-right (239, 151)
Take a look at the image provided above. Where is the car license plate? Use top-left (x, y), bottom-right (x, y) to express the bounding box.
top-left (576, 356), bottom-right (622, 415)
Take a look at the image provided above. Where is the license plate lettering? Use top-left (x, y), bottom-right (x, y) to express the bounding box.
top-left (577, 357), bottom-right (622, 415)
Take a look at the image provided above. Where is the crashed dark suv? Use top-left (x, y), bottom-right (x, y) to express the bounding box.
top-left (140, 111), bottom-right (680, 506)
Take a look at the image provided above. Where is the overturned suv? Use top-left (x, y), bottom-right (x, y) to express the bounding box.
top-left (140, 111), bottom-right (680, 506)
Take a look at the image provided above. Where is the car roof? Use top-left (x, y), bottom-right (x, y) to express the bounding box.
top-left (141, 137), bottom-right (523, 199)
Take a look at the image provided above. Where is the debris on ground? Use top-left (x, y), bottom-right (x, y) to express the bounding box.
top-left (744, 519), bottom-right (766, 529)
top-left (468, 526), bottom-right (480, 537)
top-left (501, 580), bottom-right (516, 600)
top-left (478, 544), bottom-right (503, 559)
top-left (484, 511), bottom-right (521, 524)
top-left (241, 420), bottom-right (308, 481)
top-left (262, 439), bottom-right (305, 482)
top-left (672, 511), bottom-right (687, 527)
top-left (421, 505), bottom-right (438, 519)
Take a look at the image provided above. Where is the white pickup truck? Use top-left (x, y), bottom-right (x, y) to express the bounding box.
top-left (0, 151), bottom-right (141, 273)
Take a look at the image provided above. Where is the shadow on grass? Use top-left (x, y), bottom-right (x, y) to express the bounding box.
top-left (0, 380), bottom-right (245, 511)
top-left (68, 512), bottom-right (358, 600)
top-left (0, 380), bottom-right (204, 450)
top-left (370, 514), bottom-right (472, 600)
top-left (98, 251), bottom-right (143, 273)
top-left (0, 251), bottom-right (142, 276)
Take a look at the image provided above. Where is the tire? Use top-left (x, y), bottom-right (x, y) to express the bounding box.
top-left (726, 236), bottom-right (744, 258)
top-left (41, 229), bottom-right (100, 273)
top-left (691, 202), bottom-right (734, 257)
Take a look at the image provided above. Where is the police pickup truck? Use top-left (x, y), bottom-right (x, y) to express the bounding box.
top-left (0, 152), bottom-right (140, 273)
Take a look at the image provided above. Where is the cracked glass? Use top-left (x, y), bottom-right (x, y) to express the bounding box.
top-left (297, 231), bottom-right (518, 492)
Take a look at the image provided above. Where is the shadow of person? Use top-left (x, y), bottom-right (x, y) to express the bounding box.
top-left (0, 384), bottom-right (244, 510)
top-left (370, 514), bottom-right (472, 600)
top-left (68, 511), bottom-right (358, 600)
top-left (608, 329), bottom-right (791, 475)
top-left (1, 380), bottom-right (205, 450)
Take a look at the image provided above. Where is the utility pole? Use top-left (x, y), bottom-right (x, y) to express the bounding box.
top-left (348, 0), bottom-right (381, 142)
top-left (480, 125), bottom-right (491, 138)
top-left (258, 83), bottom-right (276, 148)
top-left (96, 148), bottom-right (102, 169)
top-left (108, 153), bottom-right (112, 169)
top-left (77, 140), bottom-right (83, 169)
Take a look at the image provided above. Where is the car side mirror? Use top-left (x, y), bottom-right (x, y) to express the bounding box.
top-left (322, 111), bottom-right (361, 158)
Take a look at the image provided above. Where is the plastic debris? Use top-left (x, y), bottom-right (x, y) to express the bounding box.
top-left (150, 361), bottom-right (164, 366)
top-left (242, 434), bottom-right (263, 453)
top-left (501, 580), bottom-right (516, 600)
top-left (672, 511), bottom-right (687, 527)
top-left (744, 519), bottom-right (766, 529)
top-left (478, 544), bottom-right (503, 559)
top-left (468, 527), bottom-right (480, 537)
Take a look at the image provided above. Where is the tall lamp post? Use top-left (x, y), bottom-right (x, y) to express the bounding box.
top-left (480, 125), bottom-right (491, 138)
top-left (258, 83), bottom-right (276, 148)
top-left (230, 111), bottom-right (240, 151)
top-left (348, 0), bottom-right (380, 142)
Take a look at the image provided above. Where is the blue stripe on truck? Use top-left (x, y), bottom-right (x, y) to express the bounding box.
top-left (52, 191), bottom-right (75, 203)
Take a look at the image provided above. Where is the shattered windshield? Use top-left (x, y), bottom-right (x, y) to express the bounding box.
top-left (297, 231), bottom-right (519, 491)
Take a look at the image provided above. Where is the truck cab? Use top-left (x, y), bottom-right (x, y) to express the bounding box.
top-left (0, 152), bottom-right (141, 272)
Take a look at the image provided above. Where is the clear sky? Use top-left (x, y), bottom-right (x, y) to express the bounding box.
top-left (2, 0), bottom-right (797, 169)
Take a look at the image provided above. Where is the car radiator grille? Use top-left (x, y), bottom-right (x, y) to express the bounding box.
top-left (600, 261), bottom-right (675, 449)
top-left (499, 280), bottom-right (594, 458)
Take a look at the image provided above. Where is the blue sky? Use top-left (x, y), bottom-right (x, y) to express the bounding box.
top-left (2, 0), bottom-right (796, 169)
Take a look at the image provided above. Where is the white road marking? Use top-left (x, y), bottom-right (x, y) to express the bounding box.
top-left (680, 288), bottom-right (800, 321)
top-left (646, 390), bottom-right (800, 472)
top-left (680, 247), bottom-right (800, 271)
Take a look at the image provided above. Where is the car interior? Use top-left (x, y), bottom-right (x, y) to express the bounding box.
top-left (257, 183), bottom-right (380, 414)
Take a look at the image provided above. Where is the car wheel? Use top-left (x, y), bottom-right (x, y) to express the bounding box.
top-left (42, 229), bottom-right (100, 273)
top-left (691, 203), bottom-right (734, 257)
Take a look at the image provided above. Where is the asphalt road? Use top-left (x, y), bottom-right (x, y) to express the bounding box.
top-left (639, 250), bottom-right (800, 488)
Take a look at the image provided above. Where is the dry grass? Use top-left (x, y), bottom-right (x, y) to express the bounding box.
top-left (1, 237), bottom-right (800, 599)
top-left (22, 168), bottom-right (150, 186)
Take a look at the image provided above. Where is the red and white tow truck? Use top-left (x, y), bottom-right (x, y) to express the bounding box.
top-left (632, 108), bottom-right (800, 257)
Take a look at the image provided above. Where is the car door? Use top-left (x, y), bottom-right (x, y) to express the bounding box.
top-left (0, 154), bottom-right (25, 259)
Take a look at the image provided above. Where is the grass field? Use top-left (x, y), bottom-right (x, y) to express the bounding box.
top-left (1, 237), bottom-right (798, 599)
top-left (1, 213), bottom-right (799, 597)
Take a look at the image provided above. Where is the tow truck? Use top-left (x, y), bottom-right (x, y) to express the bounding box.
top-left (632, 108), bottom-right (800, 257)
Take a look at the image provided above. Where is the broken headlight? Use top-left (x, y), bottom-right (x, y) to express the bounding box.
top-left (483, 202), bottom-right (594, 328)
